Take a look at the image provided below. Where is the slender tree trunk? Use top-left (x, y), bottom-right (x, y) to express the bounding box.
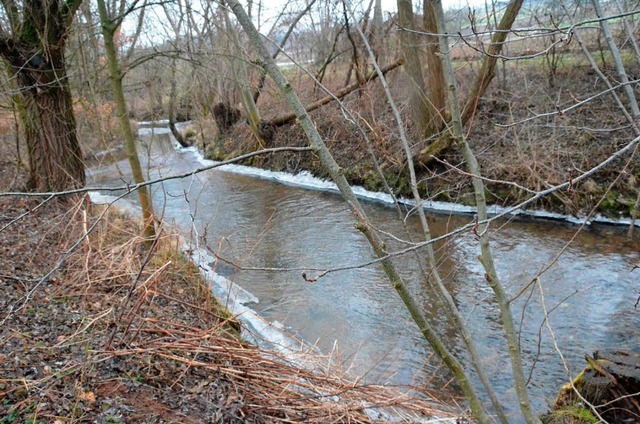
top-left (592, 0), bottom-right (640, 116)
top-left (433, 1), bottom-right (539, 422)
top-left (17, 53), bottom-right (85, 192)
top-left (222, 4), bottom-right (264, 145)
top-left (97, 0), bottom-right (156, 241)
top-left (372, 0), bottom-right (385, 65)
top-left (168, 58), bottom-right (188, 147)
top-left (227, 0), bottom-right (489, 422)
top-left (342, 1), bottom-right (365, 88)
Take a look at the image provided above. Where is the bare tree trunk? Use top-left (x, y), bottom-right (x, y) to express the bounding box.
top-left (223, 4), bottom-right (265, 145)
top-left (417, 0), bottom-right (524, 165)
top-left (615, 0), bottom-right (640, 65)
top-left (592, 0), bottom-right (640, 116)
top-left (372, 0), bottom-right (385, 65)
top-left (97, 0), bottom-right (156, 241)
top-left (342, 0), bottom-right (365, 88)
top-left (168, 59), bottom-right (188, 148)
top-left (432, 1), bottom-right (539, 422)
top-left (397, 0), bottom-right (432, 136)
top-left (423, 0), bottom-right (446, 128)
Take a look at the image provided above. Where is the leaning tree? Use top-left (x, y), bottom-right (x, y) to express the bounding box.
top-left (0, 0), bottom-right (85, 191)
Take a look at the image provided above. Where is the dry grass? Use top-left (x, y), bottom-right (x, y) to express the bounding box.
top-left (0, 198), bottom-right (463, 423)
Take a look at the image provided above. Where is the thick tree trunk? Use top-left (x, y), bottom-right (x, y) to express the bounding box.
top-left (0, 0), bottom-right (84, 192)
top-left (18, 53), bottom-right (85, 192)
top-left (423, 0), bottom-right (446, 128)
top-left (397, 0), bottom-right (432, 136)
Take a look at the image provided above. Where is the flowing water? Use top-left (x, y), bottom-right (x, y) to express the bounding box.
top-left (89, 127), bottom-right (640, 418)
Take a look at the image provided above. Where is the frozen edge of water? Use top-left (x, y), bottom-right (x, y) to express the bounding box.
top-left (135, 122), bottom-right (639, 228)
top-left (186, 147), bottom-right (638, 228)
top-left (88, 192), bottom-right (308, 357)
top-left (87, 191), bottom-right (457, 422)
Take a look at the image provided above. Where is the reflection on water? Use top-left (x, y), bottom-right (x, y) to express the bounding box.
top-left (89, 131), bottom-right (640, 416)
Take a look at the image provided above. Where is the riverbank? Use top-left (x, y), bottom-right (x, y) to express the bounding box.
top-left (195, 60), bottom-right (640, 225)
top-left (0, 162), bottom-right (461, 422)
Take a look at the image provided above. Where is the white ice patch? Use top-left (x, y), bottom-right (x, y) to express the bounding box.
top-left (138, 119), bottom-right (170, 126)
top-left (181, 242), bottom-right (322, 367)
top-left (88, 192), bottom-right (142, 217)
top-left (187, 149), bottom-right (640, 227)
top-left (137, 126), bottom-right (173, 136)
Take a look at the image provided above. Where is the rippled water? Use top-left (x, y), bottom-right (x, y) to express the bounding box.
top-left (89, 129), bottom-right (640, 418)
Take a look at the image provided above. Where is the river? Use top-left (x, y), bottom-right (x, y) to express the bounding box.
top-left (88, 125), bottom-right (640, 419)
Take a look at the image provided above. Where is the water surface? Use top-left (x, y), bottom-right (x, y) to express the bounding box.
top-left (89, 129), bottom-right (640, 417)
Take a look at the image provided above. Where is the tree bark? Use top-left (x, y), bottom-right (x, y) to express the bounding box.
top-left (416, 0), bottom-right (524, 165)
top-left (0, 0), bottom-right (86, 192)
top-left (423, 0), bottom-right (446, 128)
top-left (18, 55), bottom-right (85, 192)
top-left (397, 0), bottom-right (432, 136)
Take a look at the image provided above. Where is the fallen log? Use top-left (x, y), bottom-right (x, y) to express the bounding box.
top-left (266, 58), bottom-right (404, 128)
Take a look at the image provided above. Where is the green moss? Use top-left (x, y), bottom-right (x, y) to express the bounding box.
top-left (599, 191), bottom-right (625, 217)
top-left (362, 170), bottom-right (383, 192)
top-left (205, 145), bottom-right (227, 161)
top-left (545, 406), bottom-right (599, 424)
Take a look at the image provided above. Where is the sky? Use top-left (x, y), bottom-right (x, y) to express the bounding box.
top-left (260, 0), bottom-right (493, 17)
top-left (379, 0), bottom-right (492, 12)
top-left (257, 0), bottom-right (494, 34)
top-left (133, 0), bottom-right (496, 47)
